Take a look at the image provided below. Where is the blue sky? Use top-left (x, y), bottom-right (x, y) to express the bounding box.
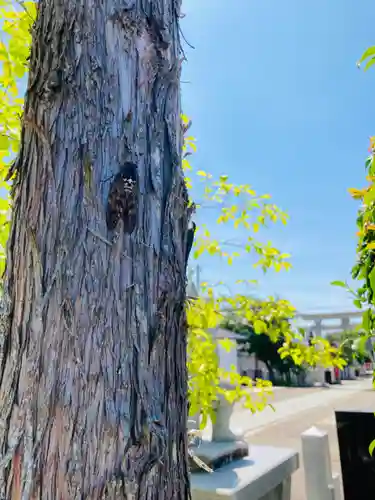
top-left (181, 0), bottom-right (375, 313)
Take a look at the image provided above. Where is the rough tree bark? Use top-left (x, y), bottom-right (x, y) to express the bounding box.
top-left (0, 0), bottom-right (191, 498)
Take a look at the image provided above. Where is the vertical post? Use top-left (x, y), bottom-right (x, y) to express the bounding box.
top-left (328, 472), bottom-right (343, 500)
top-left (314, 318), bottom-right (323, 337)
top-left (301, 427), bottom-right (334, 500)
top-left (281, 477), bottom-right (292, 500)
top-left (341, 317), bottom-right (350, 331)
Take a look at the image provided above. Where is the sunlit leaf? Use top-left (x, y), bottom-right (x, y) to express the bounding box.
top-left (330, 280), bottom-right (347, 288)
top-left (358, 46), bottom-right (375, 67)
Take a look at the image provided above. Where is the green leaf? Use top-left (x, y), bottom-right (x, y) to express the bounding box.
top-left (365, 156), bottom-right (372, 170)
top-left (369, 439), bottom-right (375, 457)
top-left (370, 267), bottom-right (375, 294)
top-left (0, 134), bottom-right (10, 152)
top-left (353, 335), bottom-right (369, 355)
top-left (353, 299), bottom-right (362, 309)
top-left (330, 280), bottom-right (347, 288)
top-left (218, 338), bottom-right (235, 352)
top-left (253, 320), bottom-right (267, 334)
top-left (365, 57), bottom-right (375, 72)
top-left (362, 309), bottom-right (371, 332)
top-left (358, 46), bottom-right (375, 66)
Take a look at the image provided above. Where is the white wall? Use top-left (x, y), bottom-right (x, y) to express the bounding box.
top-left (210, 327), bottom-right (270, 379)
top-left (238, 352), bottom-right (269, 379)
top-left (216, 340), bottom-right (238, 374)
top-left (210, 328), bottom-right (242, 376)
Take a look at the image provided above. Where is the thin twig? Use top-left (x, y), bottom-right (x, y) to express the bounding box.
top-left (14, 0), bottom-right (34, 21)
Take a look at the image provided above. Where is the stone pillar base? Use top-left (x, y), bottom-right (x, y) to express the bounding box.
top-left (191, 445), bottom-right (299, 500)
top-left (190, 439), bottom-right (249, 473)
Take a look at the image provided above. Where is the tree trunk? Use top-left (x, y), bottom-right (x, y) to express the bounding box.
top-left (0, 0), bottom-right (191, 498)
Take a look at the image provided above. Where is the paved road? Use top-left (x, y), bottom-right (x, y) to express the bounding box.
top-left (239, 378), bottom-right (374, 500)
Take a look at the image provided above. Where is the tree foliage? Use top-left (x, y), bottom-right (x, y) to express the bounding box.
top-left (334, 44), bottom-right (375, 457)
top-left (326, 330), bottom-right (372, 366)
top-left (187, 285), bottom-right (344, 426)
top-left (0, 1), bottom-right (36, 276)
top-left (227, 304), bottom-right (305, 374)
top-left (333, 46), bottom-right (375, 364)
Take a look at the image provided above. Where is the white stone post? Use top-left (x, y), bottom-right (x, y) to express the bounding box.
top-left (301, 427), bottom-right (335, 500)
top-left (315, 366), bottom-right (326, 386)
top-left (341, 317), bottom-right (350, 331)
top-left (314, 318), bottom-right (322, 337)
top-left (211, 383), bottom-right (244, 442)
top-left (329, 472), bottom-right (343, 500)
top-left (188, 410), bottom-right (201, 431)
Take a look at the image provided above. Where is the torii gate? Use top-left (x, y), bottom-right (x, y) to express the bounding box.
top-left (295, 310), bottom-right (363, 337)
